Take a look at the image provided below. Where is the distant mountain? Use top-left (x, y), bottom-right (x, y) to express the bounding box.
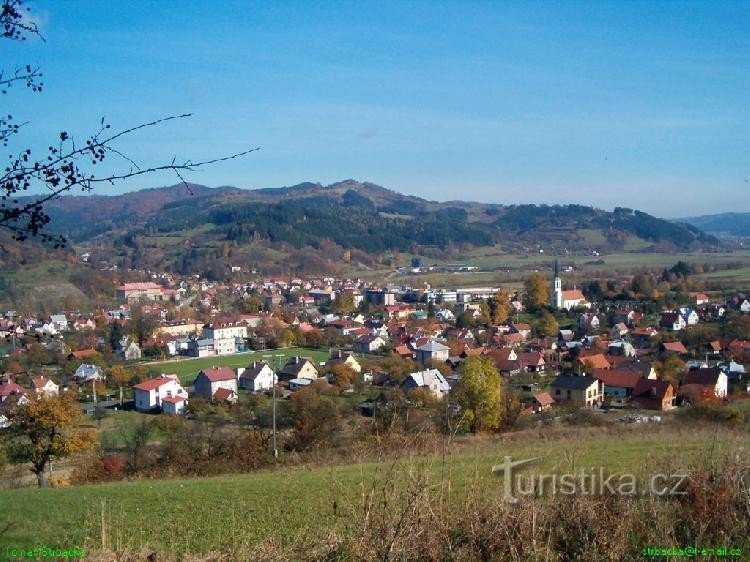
top-left (17, 180), bottom-right (720, 277)
top-left (676, 212), bottom-right (750, 237)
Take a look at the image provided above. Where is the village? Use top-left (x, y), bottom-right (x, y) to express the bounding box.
top-left (1, 259), bottom-right (748, 435)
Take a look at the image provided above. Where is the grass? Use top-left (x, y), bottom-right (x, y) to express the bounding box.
top-left (0, 423), bottom-right (744, 556)
top-left (144, 347), bottom-right (332, 384)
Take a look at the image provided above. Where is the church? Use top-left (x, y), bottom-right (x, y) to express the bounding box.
top-left (551, 260), bottom-right (591, 310)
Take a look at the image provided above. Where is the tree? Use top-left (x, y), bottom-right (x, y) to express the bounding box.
top-left (452, 356), bottom-right (504, 432)
top-left (7, 392), bottom-right (97, 487)
top-left (524, 273), bottom-right (550, 311)
top-left (329, 363), bottom-right (355, 390)
top-left (537, 311), bottom-right (559, 337)
top-left (0, 1), bottom-right (257, 245)
top-left (333, 291), bottom-right (356, 315)
top-left (487, 288), bottom-right (512, 325)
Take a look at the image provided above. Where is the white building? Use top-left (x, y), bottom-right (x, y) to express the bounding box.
top-left (133, 374), bottom-right (187, 412)
top-left (238, 361), bottom-right (277, 392)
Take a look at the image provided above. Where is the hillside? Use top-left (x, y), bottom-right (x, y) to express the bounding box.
top-left (15, 180), bottom-right (720, 277)
top-left (0, 424), bottom-right (746, 560)
top-left (678, 212), bottom-right (750, 237)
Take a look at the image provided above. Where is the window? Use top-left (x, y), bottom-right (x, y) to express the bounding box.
top-left (555, 389), bottom-right (560, 395)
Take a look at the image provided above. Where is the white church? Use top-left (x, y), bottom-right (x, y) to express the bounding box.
top-left (551, 260), bottom-right (591, 310)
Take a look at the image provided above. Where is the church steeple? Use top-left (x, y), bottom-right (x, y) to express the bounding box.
top-left (551, 259), bottom-right (562, 309)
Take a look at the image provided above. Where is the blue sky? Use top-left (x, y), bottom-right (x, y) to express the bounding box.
top-left (3, 0), bottom-right (749, 217)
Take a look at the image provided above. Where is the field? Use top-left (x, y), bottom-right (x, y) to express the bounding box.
top-left (144, 347), bottom-right (332, 384)
top-left (0, 423), bottom-right (744, 557)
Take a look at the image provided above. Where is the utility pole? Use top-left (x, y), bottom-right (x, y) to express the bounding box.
top-left (263, 353), bottom-right (285, 461)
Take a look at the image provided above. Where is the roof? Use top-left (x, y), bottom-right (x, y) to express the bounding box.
top-left (162, 395), bottom-right (186, 404)
top-left (198, 367), bottom-right (236, 382)
top-left (0, 379), bottom-right (25, 398)
top-left (117, 282), bottom-right (162, 291)
top-left (31, 376), bottom-right (55, 389)
top-left (592, 369), bottom-right (643, 389)
top-left (562, 289), bottom-right (586, 301)
top-left (550, 375), bottom-right (598, 390)
top-left (661, 341), bottom-right (688, 354)
top-left (403, 369), bottom-right (450, 392)
top-left (69, 349), bottom-right (98, 359)
top-left (415, 340), bottom-right (450, 353)
top-left (240, 361), bottom-right (273, 381)
top-left (533, 392), bottom-right (555, 406)
top-left (632, 379), bottom-right (673, 400)
top-left (280, 357), bottom-right (317, 376)
top-left (213, 387), bottom-right (236, 401)
top-left (578, 354), bottom-right (611, 370)
top-left (134, 375), bottom-right (179, 392)
top-left (683, 368), bottom-right (723, 386)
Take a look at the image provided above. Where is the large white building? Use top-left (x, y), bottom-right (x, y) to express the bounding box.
top-left (133, 374), bottom-right (187, 412)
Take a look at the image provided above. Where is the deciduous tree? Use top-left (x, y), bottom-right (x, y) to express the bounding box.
top-left (7, 392), bottom-right (97, 487)
top-left (452, 356), bottom-right (504, 432)
top-left (524, 273), bottom-right (550, 311)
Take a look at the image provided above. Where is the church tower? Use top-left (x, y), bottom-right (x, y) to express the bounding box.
top-left (551, 259), bottom-right (562, 309)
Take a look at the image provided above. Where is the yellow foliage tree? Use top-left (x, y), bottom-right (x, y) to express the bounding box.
top-left (8, 392), bottom-right (97, 487)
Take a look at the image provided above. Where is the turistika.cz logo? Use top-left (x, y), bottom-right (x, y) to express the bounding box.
top-left (491, 455), bottom-right (688, 503)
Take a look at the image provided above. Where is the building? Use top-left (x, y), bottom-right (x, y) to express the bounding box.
top-left (201, 322), bottom-right (248, 355)
top-left (278, 357), bottom-right (319, 382)
top-left (30, 376), bottom-right (59, 397)
top-left (238, 361), bottom-right (277, 392)
top-left (116, 282), bottom-right (166, 303)
top-left (414, 340), bottom-right (450, 364)
top-left (193, 367), bottom-right (238, 400)
top-left (549, 375), bottom-right (603, 408)
top-left (551, 260), bottom-right (590, 310)
top-left (630, 379), bottom-right (676, 411)
top-left (325, 351), bottom-right (362, 374)
top-left (133, 374), bottom-right (187, 412)
top-left (73, 364), bottom-right (105, 383)
top-left (401, 369), bottom-right (450, 400)
top-left (365, 290), bottom-right (396, 306)
top-left (681, 368), bottom-right (728, 398)
top-left (161, 395), bottom-right (188, 415)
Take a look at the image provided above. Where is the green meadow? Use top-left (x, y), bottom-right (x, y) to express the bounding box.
top-left (144, 347), bottom-right (332, 385)
top-left (0, 424), bottom-right (743, 556)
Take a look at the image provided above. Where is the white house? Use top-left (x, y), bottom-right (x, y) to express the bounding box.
top-left (401, 369), bottom-right (450, 400)
top-left (193, 367), bottom-right (238, 400)
top-left (49, 314), bottom-right (69, 332)
top-left (73, 364), bottom-right (105, 383)
top-left (30, 376), bottom-right (59, 397)
top-left (682, 368), bottom-right (728, 398)
top-left (679, 307), bottom-right (700, 326)
top-left (414, 340), bottom-right (450, 364)
top-left (238, 361), bottom-right (277, 392)
top-left (161, 395), bottom-right (187, 415)
top-left (354, 334), bottom-right (387, 354)
top-left (133, 374), bottom-right (186, 412)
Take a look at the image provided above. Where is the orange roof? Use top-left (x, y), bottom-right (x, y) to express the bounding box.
top-left (199, 367), bottom-right (235, 382)
top-left (661, 341), bottom-right (688, 354)
top-left (534, 392), bottom-right (555, 406)
top-left (562, 289), bottom-right (586, 301)
top-left (579, 354), bottom-right (611, 370)
top-left (593, 369), bottom-right (643, 389)
top-left (134, 375), bottom-right (179, 391)
top-left (213, 387), bottom-right (236, 401)
top-left (70, 349), bottom-right (97, 359)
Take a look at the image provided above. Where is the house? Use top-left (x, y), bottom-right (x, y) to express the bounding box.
top-left (659, 312), bottom-right (686, 331)
top-left (530, 392), bottom-right (554, 413)
top-left (116, 282), bottom-right (166, 303)
top-left (238, 361), bottom-right (277, 392)
top-left (414, 340), bottom-right (450, 364)
top-left (212, 387), bottom-right (239, 404)
top-left (607, 340), bottom-right (636, 358)
top-left (161, 395), bottom-right (188, 415)
top-left (549, 375), bottom-right (602, 407)
top-left (278, 356), bottom-right (319, 382)
top-left (67, 348), bottom-right (98, 361)
top-left (201, 322), bottom-right (248, 355)
top-left (401, 369), bottom-right (450, 400)
top-left (678, 307), bottom-right (700, 326)
top-left (133, 374), bottom-right (187, 412)
top-left (73, 364), bottom-right (105, 383)
top-left (631, 327), bottom-right (658, 347)
top-left (122, 340), bottom-right (142, 361)
top-left (325, 351), bottom-right (362, 374)
top-left (592, 369), bottom-right (644, 399)
top-left (517, 352), bottom-right (546, 373)
top-left (694, 293), bottom-right (710, 306)
top-left (30, 376), bottom-right (59, 397)
top-left (0, 377), bottom-right (26, 404)
top-left (509, 323), bottom-right (532, 340)
top-left (578, 313), bottom-right (600, 332)
top-left (681, 368), bottom-right (728, 398)
top-left (630, 379), bottom-right (676, 411)
top-left (717, 360), bottom-right (746, 382)
top-left (578, 353), bottom-right (611, 372)
top-left (49, 314), bottom-right (69, 332)
top-left (610, 323), bottom-right (629, 339)
top-left (660, 341), bottom-right (689, 356)
top-left (354, 334), bottom-right (387, 354)
top-left (193, 367), bottom-right (238, 400)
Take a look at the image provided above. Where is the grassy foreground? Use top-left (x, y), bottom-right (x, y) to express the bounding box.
top-left (0, 423), bottom-right (746, 558)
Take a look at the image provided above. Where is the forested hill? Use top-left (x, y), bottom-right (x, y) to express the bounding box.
top-left (21, 179), bottom-right (719, 274)
top-left (677, 212), bottom-right (750, 237)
